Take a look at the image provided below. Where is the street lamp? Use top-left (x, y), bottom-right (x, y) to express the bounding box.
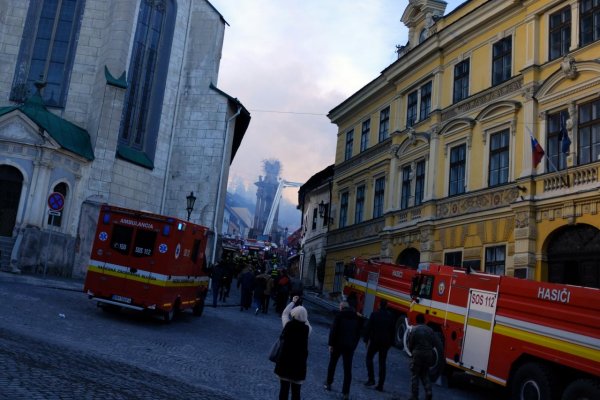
top-left (318, 200), bottom-right (326, 218)
top-left (186, 191), bottom-right (196, 221)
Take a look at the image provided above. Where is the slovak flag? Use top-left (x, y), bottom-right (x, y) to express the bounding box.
top-left (531, 136), bottom-right (545, 168)
top-left (560, 115), bottom-right (571, 154)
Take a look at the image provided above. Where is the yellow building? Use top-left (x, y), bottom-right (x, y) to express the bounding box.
top-left (325, 0), bottom-right (600, 292)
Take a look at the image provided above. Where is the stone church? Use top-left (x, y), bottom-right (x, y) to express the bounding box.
top-left (0, 0), bottom-right (249, 277)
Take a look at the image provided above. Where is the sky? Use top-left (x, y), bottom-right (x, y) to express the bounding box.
top-left (211, 0), bottom-right (464, 227)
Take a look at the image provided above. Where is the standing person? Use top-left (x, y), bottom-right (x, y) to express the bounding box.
top-left (408, 313), bottom-right (440, 400)
top-left (237, 264), bottom-right (254, 311)
top-left (261, 270), bottom-right (274, 314)
top-left (324, 301), bottom-right (364, 400)
top-left (274, 295), bottom-right (311, 400)
top-left (363, 299), bottom-right (395, 391)
top-left (252, 270), bottom-right (267, 315)
top-left (219, 256), bottom-right (234, 303)
top-left (210, 262), bottom-right (224, 308)
top-left (275, 269), bottom-right (291, 314)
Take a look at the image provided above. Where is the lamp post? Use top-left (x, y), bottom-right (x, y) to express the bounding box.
top-left (318, 200), bottom-right (325, 218)
top-left (186, 191), bottom-right (196, 221)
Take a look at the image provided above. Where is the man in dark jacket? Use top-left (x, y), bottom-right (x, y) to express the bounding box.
top-left (324, 301), bottom-right (364, 400)
top-left (363, 299), bottom-right (395, 391)
top-left (408, 313), bottom-right (440, 400)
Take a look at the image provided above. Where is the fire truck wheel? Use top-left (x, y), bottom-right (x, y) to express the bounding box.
top-left (429, 331), bottom-right (445, 382)
top-left (394, 316), bottom-right (407, 350)
top-left (510, 362), bottom-right (556, 400)
top-left (193, 299), bottom-right (205, 317)
top-left (562, 378), bottom-right (600, 400)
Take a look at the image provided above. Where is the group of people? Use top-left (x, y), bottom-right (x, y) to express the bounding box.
top-left (273, 295), bottom-right (440, 400)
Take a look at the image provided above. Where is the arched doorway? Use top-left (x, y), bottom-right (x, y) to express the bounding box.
top-left (0, 165), bottom-right (23, 237)
top-left (397, 247), bottom-right (420, 269)
top-left (547, 224), bottom-right (600, 288)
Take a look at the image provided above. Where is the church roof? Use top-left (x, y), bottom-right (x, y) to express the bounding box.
top-left (0, 93), bottom-right (94, 161)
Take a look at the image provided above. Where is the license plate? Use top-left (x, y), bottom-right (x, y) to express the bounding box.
top-left (111, 294), bottom-right (132, 304)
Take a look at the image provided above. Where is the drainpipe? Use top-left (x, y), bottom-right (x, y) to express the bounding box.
top-left (211, 106), bottom-right (242, 265)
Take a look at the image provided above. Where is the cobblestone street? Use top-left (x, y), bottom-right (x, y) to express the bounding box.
top-left (0, 273), bottom-right (502, 399)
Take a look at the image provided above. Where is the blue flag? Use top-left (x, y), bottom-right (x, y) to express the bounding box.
top-left (560, 115), bottom-right (571, 154)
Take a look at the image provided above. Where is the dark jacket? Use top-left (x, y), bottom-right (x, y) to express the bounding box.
top-left (408, 323), bottom-right (438, 364)
top-left (274, 319), bottom-right (309, 382)
top-left (363, 307), bottom-right (395, 348)
top-left (328, 307), bottom-right (364, 351)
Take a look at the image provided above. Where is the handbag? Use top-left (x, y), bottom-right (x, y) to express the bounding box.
top-left (268, 335), bottom-right (284, 363)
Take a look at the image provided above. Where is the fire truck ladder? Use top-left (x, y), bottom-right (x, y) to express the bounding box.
top-left (263, 180), bottom-right (302, 236)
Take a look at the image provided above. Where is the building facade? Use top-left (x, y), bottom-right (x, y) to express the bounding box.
top-left (298, 164), bottom-right (333, 291)
top-left (0, 0), bottom-right (249, 277)
top-left (325, 0), bottom-right (600, 290)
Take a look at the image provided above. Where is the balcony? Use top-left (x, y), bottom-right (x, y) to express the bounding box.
top-left (542, 164), bottom-right (598, 192)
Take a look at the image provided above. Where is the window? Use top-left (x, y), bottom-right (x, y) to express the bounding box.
top-left (549, 6), bottom-right (571, 60)
top-left (547, 110), bottom-right (569, 171)
top-left (400, 165), bottom-right (411, 209)
top-left (339, 192), bottom-right (349, 228)
top-left (360, 119), bottom-right (370, 152)
top-left (449, 144), bottom-right (466, 196)
top-left (420, 82), bottom-right (432, 120)
top-left (414, 160), bottom-right (425, 206)
top-left (407, 81), bottom-right (432, 127)
top-left (453, 59), bottom-right (470, 103)
top-left (355, 185), bottom-right (365, 223)
top-left (344, 129), bottom-right (354, 160)
top-left (312, 208), bottom-right (317, 230)
top-left (379, 107), bottom-right (390, 142)
top-left (133, 229), bottom-right (157, 257)
top-left (407, 90), bottom-right (418, 128)
top-left (444, 251), bottom-right (463, 267)
top-left (373, 177), bottom-right (385, 218)
top-left (578, 98), bottom-right (600, 165)
top-left (489, 129), bottom-right (510, 186)
top-left (47, 182), bottom-right (68, 227)
top-left (110, 225), bottom-right (134, 255)
top-left (11, 0), bottom-right (84, 106)
top-left (492, 36), bottom-right (512, 86)
top-left (333, 262), bottom-right (345, 293)
top-left (119, 0), bottom-right (176, 168)
top-left (581, 0), bottom-right (600, 46)
top-left (485, 245), bottom-right (506, 275)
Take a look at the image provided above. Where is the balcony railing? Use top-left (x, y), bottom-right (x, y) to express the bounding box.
top-left (543, 164), bottom-right (598, 192)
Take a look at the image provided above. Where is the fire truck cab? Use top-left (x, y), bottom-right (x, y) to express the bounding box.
top-left (84, 205), bottom-right (210, 322)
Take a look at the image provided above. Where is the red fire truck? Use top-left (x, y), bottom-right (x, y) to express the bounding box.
top-left (84, 205), bottom-right (210, 322)
top-left (343, 257), bottom-right (418, 348)
top-left (408, 263), bottom-right (600, 400)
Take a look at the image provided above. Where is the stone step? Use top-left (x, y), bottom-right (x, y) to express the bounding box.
top-left (0, 236), bottom-right (16, 270)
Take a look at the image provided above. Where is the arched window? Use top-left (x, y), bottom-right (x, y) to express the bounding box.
top-left (10, 0), bottom-right (85, 107)
top-left (118, 0), bottom-right (176, 169)
top-left (48, 182), bottom-right (68, 227)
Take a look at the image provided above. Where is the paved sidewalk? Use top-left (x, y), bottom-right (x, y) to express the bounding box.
top-left (0, 271), bottom-right (84, 292)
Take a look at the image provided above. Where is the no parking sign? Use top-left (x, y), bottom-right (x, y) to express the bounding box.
top-left (48, 192), bottom-right (65, 215)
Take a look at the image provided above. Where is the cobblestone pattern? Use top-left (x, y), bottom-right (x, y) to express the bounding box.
top-left (0, 276), bottom-right (503, 399)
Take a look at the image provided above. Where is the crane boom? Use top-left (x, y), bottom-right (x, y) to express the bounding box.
top-left (263, 180), bottom-right (302, 236)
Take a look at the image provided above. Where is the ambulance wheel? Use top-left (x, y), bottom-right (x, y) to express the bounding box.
top-left (510, 362), bottom-right (556, 400)
top-left (394, 315), bottom-right (407, 350)
top-left (163, 307), bottom-right (175, 323)
top-left (562, 378), bottom-right (600, 400)
top-left (428, 331), bottom-right (445, 382)
top-left (193, 299), bottom-right (205, 317)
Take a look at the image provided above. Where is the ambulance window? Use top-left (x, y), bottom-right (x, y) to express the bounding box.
top-left (111, 225), bottom-right (133, 255)
top-left (191, 239), bottom-right (202, 263)
top-left (419, 275), bottom-right (434, 299)
top-left (133, 229), bottom-right (157, 257)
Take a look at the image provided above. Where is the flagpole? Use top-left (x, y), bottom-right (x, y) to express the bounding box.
top-left (527, 126), bottom-right (569, 188)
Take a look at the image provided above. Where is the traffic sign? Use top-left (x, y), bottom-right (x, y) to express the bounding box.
top-left (48, 192), bottom-right (65, 211)
top-left (48, 210), bottom-right (62, 216)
